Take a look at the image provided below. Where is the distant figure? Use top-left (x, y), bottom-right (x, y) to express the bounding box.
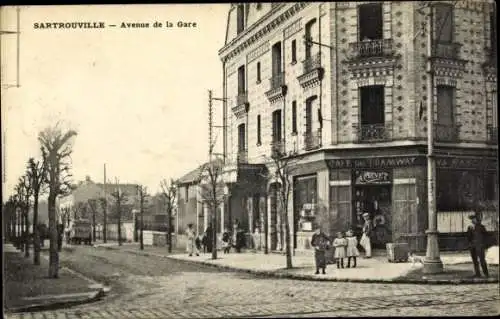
top-left (360, 213), bottom-right (372, 258)
top-left (205, 224), bottom-right (213, 253)
top-left (222, 228), bottom-right (231, 254)
top-left (185, 224), bottom-right (199, 257)
top-left (195, 234), bottom-right (203, 253)
top-left (345, 229), bottom-right (360, 268)
top-left (311, 227), bottom-right (330, 275)
top-left (467, 213), bottom-right (489, 277)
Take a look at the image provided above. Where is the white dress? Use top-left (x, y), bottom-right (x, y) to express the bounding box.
top-left (333, 238), bottom-right (347, 259)
top-left (346, 236), bottom-right (360, 257)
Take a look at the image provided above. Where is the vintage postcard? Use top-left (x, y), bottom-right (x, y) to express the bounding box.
top-left (1, 2), bottom-right (499, 318)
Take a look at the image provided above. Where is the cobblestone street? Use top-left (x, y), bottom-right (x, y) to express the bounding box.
top-left (4, 245), bottom-right (499, 318)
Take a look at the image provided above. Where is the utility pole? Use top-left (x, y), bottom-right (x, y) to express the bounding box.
top-left (116, 177), bottom-right (122, 246)
top-left (103, 164), bottom-right (107, 243)
top-left (423, 3), bottom-right (443, 274)
top-left (209, 90), bottom-right (217, 260)
top-left (139, 186), bottom-right (145, 250)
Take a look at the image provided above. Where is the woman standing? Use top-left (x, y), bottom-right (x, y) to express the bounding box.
top-left (360, 213), bottom-right (372, 258)
top-left (186, 224), bottom-right (199, 257)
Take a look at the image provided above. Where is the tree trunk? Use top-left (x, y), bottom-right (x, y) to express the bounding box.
top-left (33, 194), bottom-right (41, 265)
top-left (20, 210), bottom-right (25, 252)
top-left (118, 201), bottom-right (122, 246)
top-left (92, 210), bottom-right (96, 243)
top-left (24, 211), bottom-right (30, 258)
top-left (167, 208), bottom-right (172, 253)
top-left (284, 208), bottom-right (293, 269)
top-left (48, 193), bottom-right (59, 278)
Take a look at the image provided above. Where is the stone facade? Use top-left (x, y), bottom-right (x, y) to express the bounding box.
top-left (219, 2), bottom-right (498, 252)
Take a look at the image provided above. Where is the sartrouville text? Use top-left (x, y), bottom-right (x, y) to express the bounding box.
top-left (34, 22), bottom-right (105, 29)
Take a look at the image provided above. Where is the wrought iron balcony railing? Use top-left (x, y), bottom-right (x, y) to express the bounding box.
top-left (432, 42), bottom-right (461, 60)
top-left (236, 91), bottom-right (248, 106)
top-left (269, 72), bottom-right (285, 90)
top-left (304, 129), bottom-right (322, 151)
top-left (271, 139), bottom-right (285, 158)
top-left (487, 125), bottom-right (498, 144)
top-left (302, 52), bottom-right (322, 74)
top-left (434, 124), bottom-right (460, 142)
top-left (349, 39), bottom-right (393, 59)
top-left (357, 123), bottom-right (391, 142)
top-left (237, 149), bottom-right (248, 164)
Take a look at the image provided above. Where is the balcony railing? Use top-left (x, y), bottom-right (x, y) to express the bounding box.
top-left (358, 123), bottom-right (391, 142)
top-left (302, 52), bottom-right (322, 74)
top-left (432, 42), bottom-right (461, 59)
top-left (236, 91), bottom-right (248, 106)
top-left (434, 124), bottom-right (459, 142)
top-left (269, 72), bottom-right (285, 90)
top-left (271, 139), bottom-right (285, 158)
top-left (349, 39), bottom-right (393, 59)
top-left (237, 149), bottom-right (248, 164)
top-left (487, 125), bottom-right (498, 144)
top-left (304, 129), bottom-right (322, 151)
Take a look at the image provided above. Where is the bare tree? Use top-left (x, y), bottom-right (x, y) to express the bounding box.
top-left (39, 124), bottom-right (77, 278)
top-left (98, 197), bottom-right (107, 241)
top-left (26, 157), bottom-right (47, 265)
top-left (264, 148), bottom-right (297, 269)
top-left (199, 158), bottom-right (225, 260)
top-left (15, 175), bottom-right (33, 258)
top-left (87, 199), bottom-right (98, 242)
top-left (136, 185), bottom-right (149, 250)
top-left (110, 186), bottom-right (128, 246)
top-left (160, 179), bottom-right (177, 253)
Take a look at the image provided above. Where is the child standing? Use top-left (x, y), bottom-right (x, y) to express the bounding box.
top-left (345, 229), bottom-right (360, 268)
top-left (222, 228), bottom-right (231, 254)
top-left (333, 231), bottom-right (347, 269)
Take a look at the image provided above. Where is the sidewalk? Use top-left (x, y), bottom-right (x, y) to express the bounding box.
top-left (3, 244), bottom-right (106, 313)
top-left (103, 244), bottom-right (499, 284)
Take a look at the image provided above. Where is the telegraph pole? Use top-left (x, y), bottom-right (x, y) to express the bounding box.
top-left (116, 177), bottom-right (122, 246)
top-left (423, 3), bottom-right (443, 274)
top-left (139, 186), bottom-right (144, 250)
top-left (103, 164), bottom-right (107, 243)
top-left (209, 90), bottom-right (217, 260)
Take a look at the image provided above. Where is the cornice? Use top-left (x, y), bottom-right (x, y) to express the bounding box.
top-left (219, 2), bottom-right (310, 63)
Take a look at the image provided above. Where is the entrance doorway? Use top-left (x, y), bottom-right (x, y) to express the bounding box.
top-left (353, 184), bottom-right (392, 249)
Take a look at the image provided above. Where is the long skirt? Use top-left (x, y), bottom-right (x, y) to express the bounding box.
top-left (314, 250), bottom-right (327, 269)
top-left (186, 238), bottom-right (199, 255)
top-left (360, 234), bottom-right (372, 257)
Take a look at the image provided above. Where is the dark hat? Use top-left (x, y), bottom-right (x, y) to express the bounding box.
top-left (468, 212), bottom-right (481, 220)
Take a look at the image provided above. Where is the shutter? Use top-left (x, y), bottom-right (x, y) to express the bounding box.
top-left (329, 185), bottom-right (351, 235)
top-left (392, 183), bottom-right (417, 244)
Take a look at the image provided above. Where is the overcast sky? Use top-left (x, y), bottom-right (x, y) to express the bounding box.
top-left (1, 4), bottom-right (229, 200)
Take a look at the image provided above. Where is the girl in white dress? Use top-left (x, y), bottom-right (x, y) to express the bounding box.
top-left (345, 229), bottom-right (360, 268)
top-left (333, 232), bottom-right (347, 269)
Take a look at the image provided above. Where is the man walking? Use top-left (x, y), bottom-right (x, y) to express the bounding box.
top-left (467, 213), bottom-right (489, 278)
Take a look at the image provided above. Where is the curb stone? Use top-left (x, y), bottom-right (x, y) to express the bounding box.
top-left (100, 246), bottom-right (498, 285)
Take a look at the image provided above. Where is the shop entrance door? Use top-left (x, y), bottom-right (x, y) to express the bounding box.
top-left (353, 184), bottom-right (392, 249)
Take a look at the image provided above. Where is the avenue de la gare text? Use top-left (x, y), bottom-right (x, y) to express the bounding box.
top-left (33, 21), bottom-right (198, 29)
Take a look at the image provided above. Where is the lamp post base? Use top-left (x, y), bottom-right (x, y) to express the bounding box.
top-left (423, 230), bottom-right (443, 274)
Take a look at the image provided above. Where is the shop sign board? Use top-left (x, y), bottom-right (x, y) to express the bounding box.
top-left (327, 156), bottom-right (425, 170)
top-left (354, 170), bottom-right (392, 185)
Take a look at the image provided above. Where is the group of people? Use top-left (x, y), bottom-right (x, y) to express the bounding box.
top-left (185, 221), bottom-right (245, 256)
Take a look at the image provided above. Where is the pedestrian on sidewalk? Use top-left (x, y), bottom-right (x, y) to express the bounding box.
top-left (186, 224), bottom-right (199, 257)
top-left (222, 228), bottom-right (231, 254)
top-left (345, 229), bottom-right (359, 268)
top-left (205, 224), bottom-right (213, 253)
top-left (311, 227), bottom-right (330, 275)
top-left (466, 213), bottom-right (489, 278)
top-left (333, 231), bottom-right (347, 269)
top-left (360, 213), bottom-right (372, 258)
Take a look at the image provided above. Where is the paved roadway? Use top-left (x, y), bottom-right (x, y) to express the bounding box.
top-left (5, 245), bottom-right (499, 318)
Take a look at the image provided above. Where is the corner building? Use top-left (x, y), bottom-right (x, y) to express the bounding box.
top-left (218, 2), bottom-right (498, 252)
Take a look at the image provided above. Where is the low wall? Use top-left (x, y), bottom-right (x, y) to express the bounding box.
top-left (95, 222), bottom-right (134, 242)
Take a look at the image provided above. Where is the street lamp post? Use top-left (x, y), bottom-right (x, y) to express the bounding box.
top-left (422, 3), bottom-right (443, 274)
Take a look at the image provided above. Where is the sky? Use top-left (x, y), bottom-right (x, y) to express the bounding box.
top-left (1, 4), bottom-right (229, 200)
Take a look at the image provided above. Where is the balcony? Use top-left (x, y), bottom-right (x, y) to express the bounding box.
top-left (304, 129), bottom-right (322, 151)
top-left (232, 91), bottom-right (249, 118)
top-left (434, 124), bottom-right (460, 143)
top-left (487, 125), bottom-right (498, 145)
top-left (356, 123), bottom-right (392, 142)
top-left (270, 139), bottom-right (285, 158)
top-left (297, 52), bottom-right (324, 88)
top-left (265, 72), bottom-right (287, 103)
top-left (349, 39), bottom-right (394, 59)
top-left (237, 149), bottom-right (248, 164)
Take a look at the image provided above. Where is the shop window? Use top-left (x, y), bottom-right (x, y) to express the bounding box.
top-left (256, 62), bottom-right (261, 83)
top-left (257, 115), bottom-right (261, 145)
top-left (272, 109), bottom-right (282, 142)
top-left (291, 39), bottom-right (297, 63)
top-left (237, 4), bottom-right (245, 34)
top-left (360, 86), bottom-right (385, 125)
top-left (292, 101), bottom-right (297, 134)
top-left (238, 65), bottom-right (246, 94)
top-left (238, 123), bottom-right (246, 151)
top-left (358, 3), bottom-right (383, 41)
top-left (437, 85), bottom-right (454, 126)
top-left (434, 3), bottom-right (454, 43)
